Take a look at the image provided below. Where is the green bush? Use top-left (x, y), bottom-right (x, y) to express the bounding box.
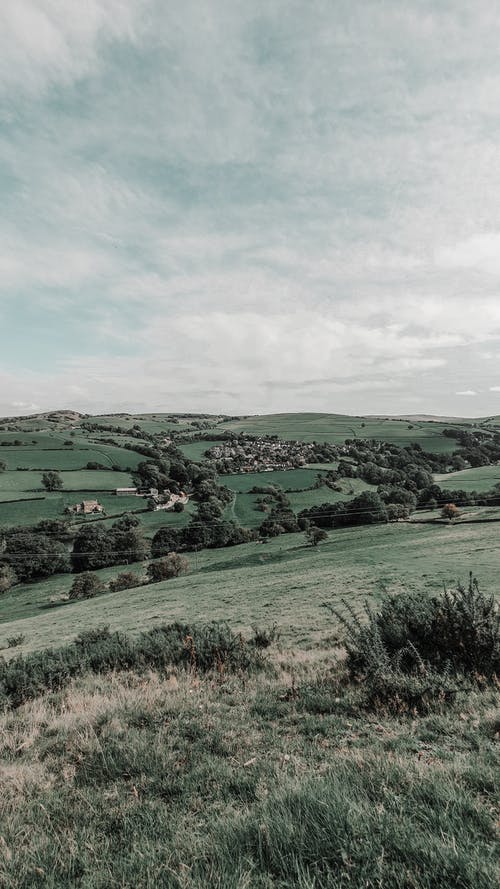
top-left (0, 622), bottom-right (269, 709)
top-left (328, 577), bottom-right (499, 713)
top-left (335, 576), bottom-right (499, 680)
top-left (69, 572), bottom-right (105, 600)
top-left (108, 571), bottom-right (143, 592)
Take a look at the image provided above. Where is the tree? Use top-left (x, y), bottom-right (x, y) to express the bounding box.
top-left (306, 526), bottom-right (328, 546)
top-left (151, 527), bottom-right (182, 559)
top-left (42, 471), bottom-right (63, 492)
top-left (4, 533), bottom-right (69, 581)
top-left (69, 572), bottom-right (104, 600)
top-left (147, 553), bottom-right (189, 583)
top-left (0, 565), bottom-right (17, 593)
top-left (0, 460), bottom-right (6, 472)
top-left (441, 503), bottom-right (461, 521)
top-left (386, 503), bottom-right (410, 522)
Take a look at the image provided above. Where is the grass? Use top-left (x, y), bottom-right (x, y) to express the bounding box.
top-left (3, 519), bottom-right (500, 655)
top-left (224, 413), bottom-right (466, 452)
top-left (435, 465), bottom-right (500, 492)
top-left (177, 439), bottom-right (224, 461)
top-left (0, 469), bottom-right (133, 497)
top-left (230, 478), bottom-right (377, 527)
top-left (221, 467), bottom-right (328, 493)
top-left (0, 663), bottom-right (497, 888)
top-left (0, 436), bottom-right (144, 471)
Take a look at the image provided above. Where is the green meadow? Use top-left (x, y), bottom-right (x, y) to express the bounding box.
top-left (435, 464), bottom-right (500, 492)
top-left (0, 411), bottom-right (499, 889)
top-left (177, 439), bottom-right (222, 461)
top-left (225, 412), bottom-right (466, 452)
top-left (221, 467), bottom-right (328, 493)
top-left (2, 519), bottom-right (498, 656)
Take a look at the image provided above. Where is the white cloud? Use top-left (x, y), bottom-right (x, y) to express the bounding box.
top-left (456, 390), bottom-right (477, 396)
top-left (0, 0), bottom-right (143, 96)
top-left (436, 233), bottom-right (500, 276)
top-left (3, 2), bottom-right (500, 414)
top-left (489, 386), bottom-right (500, 392)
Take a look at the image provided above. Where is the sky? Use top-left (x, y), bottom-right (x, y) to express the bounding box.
top-left (1, 0), bottom-right (500, 418)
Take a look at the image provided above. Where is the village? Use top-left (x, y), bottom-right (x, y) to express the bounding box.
top-left (205, 436), bottom-right (328, 473)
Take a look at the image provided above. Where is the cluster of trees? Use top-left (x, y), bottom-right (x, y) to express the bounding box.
top-left (68, 554), bottom-right (189, 600)
top-left (299, 491), bottom-right (389, 530)
top-left (2, 533), bottom-right (70, 583)
top-left (151, 520), bottom-right (254, 559)
top-left (71, 515), bottom-right (147, 572)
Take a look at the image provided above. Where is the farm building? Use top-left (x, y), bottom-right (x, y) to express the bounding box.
top-left (116, 487), bottom-right (138, 496)
top-left (65, 500), bottom-right (104, 515)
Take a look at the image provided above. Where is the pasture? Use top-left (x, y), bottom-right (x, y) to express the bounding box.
top-left (435, 464), bottom-right (500, 492)
top-left (177, 439), bottom-right (223, 461)
top-left (2, 518), bottom-right (498, 655)
top-left (221, 467), bottom-right (328, 493)
top-left (224, 412), bottom-right (467, 452)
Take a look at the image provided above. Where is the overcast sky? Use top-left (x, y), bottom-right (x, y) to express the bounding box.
top-left (1, 1), bottom-right (500, 418)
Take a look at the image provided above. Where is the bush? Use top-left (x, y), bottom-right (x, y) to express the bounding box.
top-left (69, 572), bottom-right (105, 600)
top-left (328, 577), bottom-right (499, 713)
top-left (305, 526), bottom-right (328, 546)
top-left (108, 571), bottom-right (143, 592)
top-left (4, 533), bottom-right (70, 581)
top-left (147, 553), bottom-right (189, 583)
top-left (334, 576), bottom-right (500, 681)
top-left (6, 634), bottom-right (25, 648)
top-left (0, 622), bottom-right (269, 709)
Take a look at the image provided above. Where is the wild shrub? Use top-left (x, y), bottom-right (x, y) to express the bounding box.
top-left (250, 623), bottom-right (280, 649)
top-left (6, 634), bottom-right (25, 648)
top-left (68, 572), bottom-right (105, 600)
top-left (334, 576), bottom-right (499, 680)
top-left (0, 622), bottom-right (269, 709)
top-left (147, 553), bottom-right (189, 582)
top-left (329, 577), bottom-right (499, 713)
top-left (108, 571), bottom-right (143, 592)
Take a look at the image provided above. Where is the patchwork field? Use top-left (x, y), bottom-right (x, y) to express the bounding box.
top-left (2, 519), bottom-right (498, 656)
top-left (225, 413), bottom-right (470, 452)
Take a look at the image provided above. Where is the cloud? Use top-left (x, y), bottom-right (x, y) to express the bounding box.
top-left (489, 386), bottom-right (500, 392)
top-left (0, 1), bottom-right (143, 97)
top-left (2, 2), bottom-right (500, 415)
top-left (456, 390), bottom-right (477, 397)
top-left (436, 233), bottom-right (500, 276)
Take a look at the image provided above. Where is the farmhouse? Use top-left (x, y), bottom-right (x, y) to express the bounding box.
top-left (66, 500), bottom-right (104, 515)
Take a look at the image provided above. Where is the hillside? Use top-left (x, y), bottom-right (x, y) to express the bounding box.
top-left (0, 409), bottom-right (499, 888)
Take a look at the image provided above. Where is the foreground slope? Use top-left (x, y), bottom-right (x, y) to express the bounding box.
top-left (2, 520), bottom-right (500, 656)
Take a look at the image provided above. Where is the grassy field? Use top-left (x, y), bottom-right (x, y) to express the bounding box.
top-left (224, 413), bottom-right (466, 452)
top-left (1, 657), bottom-right (497, 888)
top-left (231, 478), bottom-right (377, 527)
top-left (0, 468), bottom-right (133, 495)
top-left (0, 431), bottom-right (144, 470)
top-left (435, 465), bottom-right (500, 492)
top-left (177, 439), bottom-right (223, 461)
top-left (2, 518), bottom-right (499, 655)
top-left (90, 414), bottom-right (203, 434)
top-left (0, 491), bottom-right (141, 529)
top-left (221, 467), bottom-right (328, 493)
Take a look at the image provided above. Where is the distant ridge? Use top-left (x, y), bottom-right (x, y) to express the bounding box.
top-left (366, 414), bottom-right (475, 423)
